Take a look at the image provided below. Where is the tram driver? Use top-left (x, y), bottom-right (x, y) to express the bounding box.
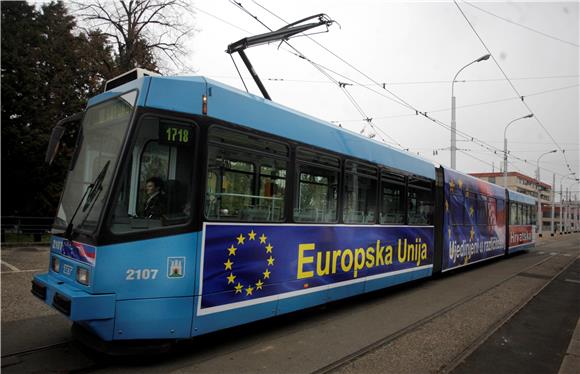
top-left (144, 176), bottom-right (167, 219)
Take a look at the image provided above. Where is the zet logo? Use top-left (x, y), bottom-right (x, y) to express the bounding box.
top-left (167, 257), bottom-right (185, 278)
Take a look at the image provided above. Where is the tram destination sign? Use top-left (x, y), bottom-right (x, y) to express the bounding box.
top-left (159, 122), bottom-right (193, 146)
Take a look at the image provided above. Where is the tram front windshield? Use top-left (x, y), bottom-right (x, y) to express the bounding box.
top-left (54, 91), bottom-right (137, 234)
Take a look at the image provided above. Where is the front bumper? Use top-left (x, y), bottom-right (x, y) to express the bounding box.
top-left (32, 273), bottom-right (115, 322)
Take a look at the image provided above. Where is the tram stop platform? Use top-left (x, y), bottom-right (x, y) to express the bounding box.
top-left (453, 257), bottom-right (580, 374)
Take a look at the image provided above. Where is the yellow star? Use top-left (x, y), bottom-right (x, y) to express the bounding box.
top-left (227, 245), bottom-right (237, 256)
top-left (245, 286), bottom-right (254, 296)
top-left (449, 179), bottom-right (455, 193)
top-left (236, 234), bottom-right (246, 245)
top-left (265, 243), bottom-right (273, 253)
top-left (227, 273), bottom-right (236, 284)
top-left (466, 191), bottom-right (470, 198)
top-left (448, 228), bottom-right (452, 238)
top-left (267, 256), bottom-right (275, 266)
top-left (263, 269), bottom-right (271, 279)
top-left (445, 200), bottom-right (449, 211)
top-left (470, 226), bottom-right (475, 241)
top-left (248, 230), bottom-right (257, 240)
top-left (256, 279), bottom-right (264, 290)
top-left (234, 283), bottom-right (243, 294)
top-left (259, 234), bottom-right (267, 244)
top-left (224, 258), bottom-right (233, 271)
top-left (469, 206), bottom-right (474, 217)
top-left (458, 179), bottom-right (463, 190)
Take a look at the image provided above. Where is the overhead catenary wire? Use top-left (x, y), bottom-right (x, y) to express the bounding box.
top-left (268, 0), bottom-right (576, 179)
top-left (229, 0), bottom-right (408, 149)
top-left (330, 83), bottom-right (580, 122)
top-left (193, 5), bottom-right (254, 34)
top-left (267, 74), bottom-right (580, 86)
top-left (202, 1), bottom-right (576, 181)
top-left (462, 1), bottom-right (580, 48)
top-left (244, 0), bottom-right (579, 178)
top-left (454, 0), bottom-right (576, 177)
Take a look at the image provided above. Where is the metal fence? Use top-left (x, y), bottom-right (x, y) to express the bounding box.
top-left (1, 216), bottom-right (54, 243)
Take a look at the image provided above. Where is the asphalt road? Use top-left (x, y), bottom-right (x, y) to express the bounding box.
top-left (1, 234), bottom-right (578, 373)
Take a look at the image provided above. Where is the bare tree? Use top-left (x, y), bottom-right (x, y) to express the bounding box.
top-left (73, 0), bottom-right (195, 74)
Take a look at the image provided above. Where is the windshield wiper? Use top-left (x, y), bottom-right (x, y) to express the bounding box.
top-left (64, 160), bottom-right (110, 239)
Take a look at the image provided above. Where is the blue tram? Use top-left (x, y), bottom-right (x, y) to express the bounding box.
top-left (32, 71), bottom-right (536, 343)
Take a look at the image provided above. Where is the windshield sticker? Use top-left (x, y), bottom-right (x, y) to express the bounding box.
top-left (51, 237), bottom-right (96, 266)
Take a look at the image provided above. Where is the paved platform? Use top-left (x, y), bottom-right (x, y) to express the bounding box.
top-left (453, 258), bottom-right (580, 374)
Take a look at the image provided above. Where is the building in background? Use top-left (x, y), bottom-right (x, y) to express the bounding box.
top-left (469, 172), bottom-right (551, 202)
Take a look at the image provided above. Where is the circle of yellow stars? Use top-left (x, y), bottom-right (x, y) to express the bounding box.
top-left (447, 177), bottom-right (476, 265)
top-left (224, 229), bottom-right (275, 297)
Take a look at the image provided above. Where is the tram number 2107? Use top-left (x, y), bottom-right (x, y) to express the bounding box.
top-left (126, 268), bottom-right (159, 281)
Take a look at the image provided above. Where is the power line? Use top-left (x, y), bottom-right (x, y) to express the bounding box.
top-left (197, 3), bottom-right (575, 174)
top-left (331, 83), bottom-right (579, 122)
top-left (462, 1), bottom-right (580, 48)
top-left (228, 0), bottom-right (406, 150)
top-left (248, 0), bottom-right (419, 111)
top-left (219, 1), bottom-right (574, 181)
top-left (192, 6), bottom-right (253, 34)
top-left (454, 0), bottom-right (576, 177)
top-left (247, 0), bottom-right (575, 180)
top-left (266, 74), bottom-right (580, 86)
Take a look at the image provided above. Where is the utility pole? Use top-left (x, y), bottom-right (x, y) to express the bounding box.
top-left (503, 114), bottom-right (534, 187)
top-left (559, 184), bottom-right (563, 234)
top-left (450, 54), bottom-right (490, 169)
top-left (537, 184), bottom-right (542, 237)
top-left (551, 173), bottom-right (555, 236)
top-left (564, 187), bottom-right (570, 234)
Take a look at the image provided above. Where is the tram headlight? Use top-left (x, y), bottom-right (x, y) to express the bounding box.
top-left (76, 267), bottom-right (90, 285)
top-left (51, 256), bottom-right (60, 273)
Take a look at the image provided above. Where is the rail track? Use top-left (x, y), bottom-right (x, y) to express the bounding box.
top-left (312, 244), bottom-right (577, 374)
top-left (2, 239), bottom-right (577, 373)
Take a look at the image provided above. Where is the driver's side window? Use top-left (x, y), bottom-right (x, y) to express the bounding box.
top-left (109, 116), bottom-right (196, 234)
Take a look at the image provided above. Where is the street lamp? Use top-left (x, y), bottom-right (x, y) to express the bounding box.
top-left (503, 114), bottom-right (534, 188)
top-left (450, 54), bottom-right (491, 169)
top-left (536, 149), bottom-right (557, 181)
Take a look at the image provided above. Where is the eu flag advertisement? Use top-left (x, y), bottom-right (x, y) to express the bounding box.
top-left (51, 237), bottom-right (96, 266)
top-left (443, 169), bottom-right (506, 272)
top-left (198, 223), bottom-right (434, 315)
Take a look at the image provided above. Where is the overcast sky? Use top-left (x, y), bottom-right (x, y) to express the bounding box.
top-left (160, 1), bottom-right (578, 194)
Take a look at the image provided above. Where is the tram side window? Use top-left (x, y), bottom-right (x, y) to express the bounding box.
top-left (526, 204), bottom-right (534, 225)
top-left (109, 117), bottom-right (196, 234)
top-left (205, 127), bottom-right (288, 222)
top-left (477, 195), bottom-right (488, 225)
top-left (343, 161), bottom-right (377, 224)
top-left (206, 150), bottom-right (254, 220)
top-left (407, 177), bottom-right (434, 225)
top-left (294, 149), bottom-right (339, 223)
top-left (380, 172), bottom-right (405, 224)
top-left (487, 197), bottom-right (498, 226)
top-left (510, 202), bottom-right (518, 225)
